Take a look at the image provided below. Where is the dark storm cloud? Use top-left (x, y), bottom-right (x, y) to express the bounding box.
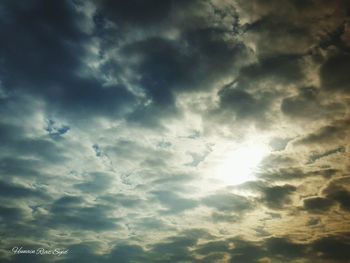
top-left (0, 122), bottom-right (23, 142)
top-left (217, 82), bottom-right (272, 121)
top-left (303, 196), bottom-right (335, 213)
top-left (281, 86), bottom-right (345, 119)
top-left (261, 184), bottom-right (297, 209)
top-left (210, 54), bottom-right (305, 127)
top-left (93, 0), bottom-right (250, 126)
top-left (311, 234), bottom-right (350, 261)
top-left (179, 27), bottom-right (246, 82)
top-left (0, 1), bottom-right (136, 119)
top-left (228, 238), bottom-right (266, 263)
top-left (321, 52), bottom-right (350, 92)
top-left (242, 181), bottom-right (297, 209)
top-left (329, 190), bottom-right (350, 212)
top-left (95, 0), bottom-right (196, 28)
top-left (0, 122), bottom-right (68, 164)
top-left (0, 206), bottom-right (24, 222)
top-left (323, 182), bottom-right (350, 212)
top-left (47, 196), bottom-right (118, 231)
top-left (122, 31), bottom-right (247, 125)
top-left (264, 237), bottom-right (306, 260)
top-left (207, 53), bottom-right (306, 125)
top-left (121, 37), bottom-right (195, 107)
top-left (0, 181), bottom-right (48, 200)
top-left (237, 54), bottom-right (304, 86)
top-left (240, 181), bottom-right (297, 209)
top-left (11, 138), bottom-right (68, 164)
top-left (0, 157), bottom-right (43, 178)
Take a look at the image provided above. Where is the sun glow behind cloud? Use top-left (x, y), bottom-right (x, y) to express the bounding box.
top-left (216, 142), bottom-right (269, 185)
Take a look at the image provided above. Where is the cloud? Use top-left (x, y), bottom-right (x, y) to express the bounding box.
top-left (303, 197), bottom-right (335, 213)
top-left (264, 237), bottom-right (306, 260)
top-left (261, 184), bottom-right (297, 209)
top-left (281, 86), bottom-right (345, 120)
top-left (307, 146), bottom-right (345, 164)
top-left (152, 191), bottom-right (198, 214)
top-left (323, 182), bottom-right (350, 212)
top-left (228, 238), bottom-right (266, 263)
top-left (311, 234), bottom-right (350, 261)
top-left (45, 119), bottom-right (70, 139)
top-left (0, 157), bottom-right (43, 178)
top-left (0, 181), bottom-right (48, 200)
top-left (320, 52), bottom-right (350, 92)
top-left (217, 83), bottom-right (272, 121)
top-left (0, 1), bottom-right (136, 120)
top-left (74, 172), bottom-right (113, 194)
top-left (106, 244), bottom-right (147, 263)
top-left (58, 243), bottom-right (103, 263)
top-left (269, 137), bottom-right (291, 151)
top-left (95, 0), bottom-right (202, 30)
top-left (0, 0), bottom-right (349, 262)
top-left (238, 54), bottom-right (304, 85)
top-left (203, 192), bottom-right (253, 212)
top-left (47, 196), bottom-right (119, 231)
top-left (0, 205), bottom-right (26, 225)
top-left (295, 119), bottom-right (350, 145)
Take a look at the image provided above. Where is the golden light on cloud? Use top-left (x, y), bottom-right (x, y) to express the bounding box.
top-left (216, 143), bottom-right (269, 185)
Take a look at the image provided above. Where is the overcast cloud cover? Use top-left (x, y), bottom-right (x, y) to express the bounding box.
top-left (0, 0), bottom-right (350, 262)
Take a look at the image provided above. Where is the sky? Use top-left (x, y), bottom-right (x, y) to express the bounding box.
top-left (0, 0), bottom-right (350, 262)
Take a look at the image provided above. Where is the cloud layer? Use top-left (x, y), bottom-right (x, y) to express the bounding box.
top-left (0, 0), bottom-right (349, 262)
